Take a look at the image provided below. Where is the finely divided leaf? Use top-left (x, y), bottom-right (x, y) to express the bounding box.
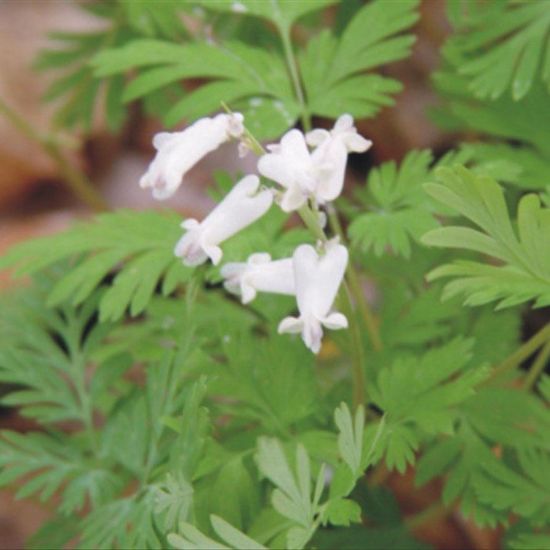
top-left (0, 210), bottom-right (191, 322)
top-left (422, 165), bottom-right (550, 308)
top-left (301, 0), bottom-right (419, 119)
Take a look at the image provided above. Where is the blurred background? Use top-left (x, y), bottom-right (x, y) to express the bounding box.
top-left (0, 1), bottom-right (504, 548)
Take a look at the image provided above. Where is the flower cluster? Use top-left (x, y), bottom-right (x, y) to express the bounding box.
top-left (140, 113), bottom-right (371, 353)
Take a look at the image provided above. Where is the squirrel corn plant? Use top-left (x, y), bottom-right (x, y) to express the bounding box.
top-left (1, 1), bottom-right (550, 549)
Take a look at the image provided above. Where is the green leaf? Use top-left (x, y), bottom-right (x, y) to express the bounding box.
top-left (79, 491), bottom-right (161, 549)
top-left (154, 473), bottom-right (194, 532)
top-left (195, 0), bottom-right (338, 30)
top-left (26, 514), bottom-right (80, 550)
top-left (93, 39), bottom-right (297, 138)
top-left (211, 515), bottom-right (266, 550)
top-left (433, 75), bottom-right (550, 157)
top-left (334, 403), bottom-right (364, 478)
top-left (324, 498), bottom-right (362, 527)
top-left (0, 282), bottom-right (116, 424)
top-left (441, 1), bottom-right (550, 100)
top-left (209, 334), bottom-right (318, 432)
top-left (0, 431), bottom-right (122, 515)
top-left (301, 0), bottom-right (419, 120)
top-left (347, 150), bottom-right (440, 258)
top-left (423, 165), bottom-right (550, 308)
top-left (475, 449), bottom-right (550, 525)
top-left (372, 338), bottom-right (485, 473)
top-left (168, 515), bottom-right (266, 550)
top-left (256, 439), bottom-right (312, 527)
top-left (35, 1), bottom-right (186, 130)
top-left (168, 525), bottom-right (229, 550)
top-left (0, 210), bottom-right (191, 322)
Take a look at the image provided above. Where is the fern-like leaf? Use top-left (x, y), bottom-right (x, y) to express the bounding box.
top-left (0, 210), bottom-right (190, 322)
top-left (422, 166), bottom-right (550, 308)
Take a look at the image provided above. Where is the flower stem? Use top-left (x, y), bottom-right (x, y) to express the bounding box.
top-left (523, 339), bottom-right (550, 390)
top-left (298, 204), bottom-right (325, 241)
top-left (341, 283), bottom-right (367, 408)
top-left (483, 322), bottom-right (550, 386)
top-left (0, 96), bottom-right (108, 212)
top-left (278, 24), bottom-right (311, 132)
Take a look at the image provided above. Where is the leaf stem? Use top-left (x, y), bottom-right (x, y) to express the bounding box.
top-left (0, 96), bottom-right (108, 212)
top-left (278, 24), bottom-right (311, 132)
top-left (64, 311), bottom-right (99, 456)
top-left (523, 339), bottom-right (550, 390)
top-left (483, 322), bottom-right (550, 385)
top-left (404, 501), bottom-right (450, 530)
top-left (342, 285), bottom-right (367, 408)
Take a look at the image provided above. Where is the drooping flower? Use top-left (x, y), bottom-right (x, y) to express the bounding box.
top-left (278, 240), bottom-right (348, 353)
top-left (140, 113), bottom-right (244, 200)
top-left (306, 114), bottom-right (372, 202)
top-left (257, 129), bottom-right (320, 212)
top-left (174, 175), bottom-right (273, 266)
top-left (258, 116), bottom-right (371, 211)
top-left (221, 253), bottom-right (295, 304)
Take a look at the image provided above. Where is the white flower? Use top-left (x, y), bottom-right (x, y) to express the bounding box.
top-left (258, 116), bottom-right (371, 210)
top-left (306, 114), bottom-right (372, 202)
top-left (257, 129), bottom-right (319, 212)
top-left (140, 113), bottom-right (244, 200)
top-left (278, 241), bottom-right (348, 353)
top-left (221, 253), bottom-right (295, 304)
top-left (174, 175), bottom-right (273, 266)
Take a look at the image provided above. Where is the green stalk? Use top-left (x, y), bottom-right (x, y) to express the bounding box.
top-left (278, 24), bottom-right (311, 131)
top-left (483, 322), bottom-right (550, 386)
top-left (523, 339), bottom-right (550, 391)
top-left (404, 501), bottom-right (450, 530)
top-left (64, 312), bottom-right (99, 456)
top-left (0, 96), bottom-right (108, 212)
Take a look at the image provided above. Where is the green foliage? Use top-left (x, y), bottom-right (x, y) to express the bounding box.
top-left (347, 150), bottom-right (440, 258)
top-left (35, 0), bottom-right (189, 130)
top-left (0, 210), bottom-right (190, 322)
top-left (0, 430), bottom-right (122, 514)
top-left (0, 281), bottom-right (117, 424)
top-left (442, 0), bottom-right (550, 100)
top-left (90, 0), bottom-right (419, 137)
top-left (4, 0), bottom-right (550, 548)
top-left (300, 0), bottom-right (419, 119)
top-left (169, 514), bottom-right (266, 550)
top-left (92, 39), bottom-right (298, 139)
top-left (423, 166), bottom-right (550, 308)
top-left (371, 338), bottom-right (486, 473)
top-left (195, 0), bottom-right (339, 32)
